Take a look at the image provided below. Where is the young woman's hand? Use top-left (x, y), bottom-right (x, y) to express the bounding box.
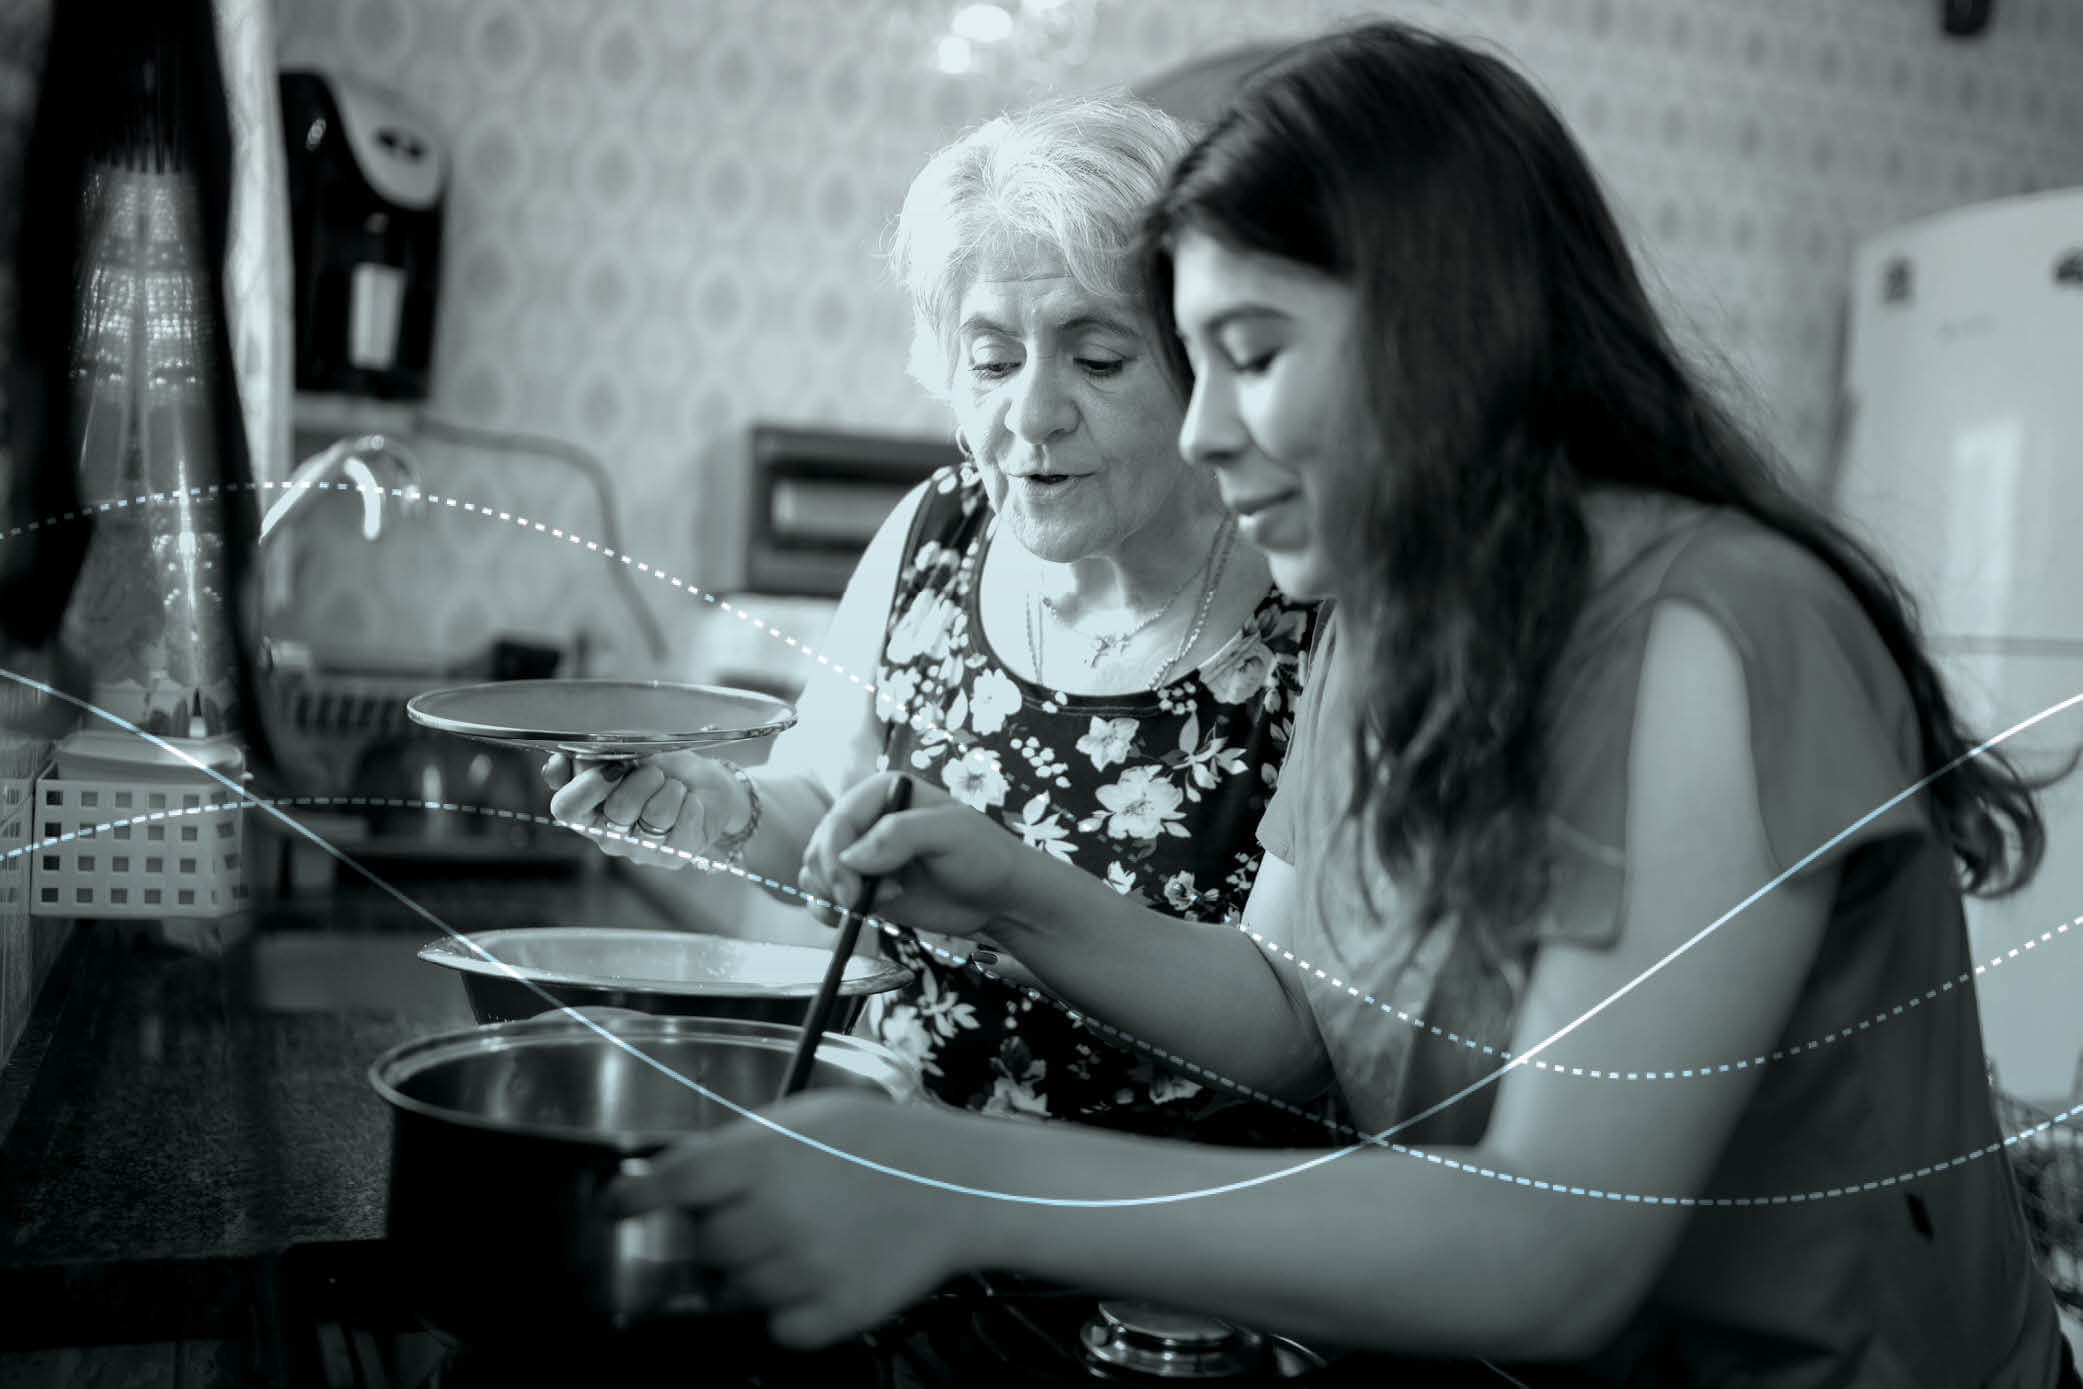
top-left (798, 771), bottom-right (1034, 934)
top-left (602, 1093), bottom-right (994, 1349)
top-left (541, 750), bottom-right (744, 870)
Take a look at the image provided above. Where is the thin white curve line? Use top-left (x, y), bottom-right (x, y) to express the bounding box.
top-left (1376, 688), bottom-right (2083, 1147)
top-left (9, 793), bottom-right (2071, 1114)
top-left (102, 476), bottom-right (2065, 1082)
top-left (17, 479), bottom-right (966, 748)
top-left (1231, 910), bottom-right (2083, 1082)
top-left (7, 678), bottom-right (2078, 1207)
top-left (10, 503), bottom-right (2079, 1205)
top-left (0, 670), bottom-right (812, 1133)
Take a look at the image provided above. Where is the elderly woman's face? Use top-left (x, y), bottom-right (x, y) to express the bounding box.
top-left (950, 242), bottom-right (1189, 563)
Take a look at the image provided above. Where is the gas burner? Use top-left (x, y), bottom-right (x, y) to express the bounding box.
top-left (1078, 1300), bottom-right (1327, 1382)
top-left (268, 1244), bottom-right (1428, 1388)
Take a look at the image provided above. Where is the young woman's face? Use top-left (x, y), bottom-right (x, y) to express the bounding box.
top-left (948, 239), bottom-right (1191, 564)
top-left (1169, 229), bottom-right (1364, 601)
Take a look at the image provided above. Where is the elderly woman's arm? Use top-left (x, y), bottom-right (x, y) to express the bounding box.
top-left (545, 482), bottom-right (934, 894)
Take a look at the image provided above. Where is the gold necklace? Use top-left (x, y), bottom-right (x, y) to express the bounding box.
top-left (1149, 518), bottom-right (1236, 688)
top-left (1023, 518), bottom-right (1236, 689)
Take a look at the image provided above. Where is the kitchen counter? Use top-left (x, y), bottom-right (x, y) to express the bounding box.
top-left (0, 872), bottom-right (1577, 1388)
top-left (0, 864), bottom-right (681, 1381)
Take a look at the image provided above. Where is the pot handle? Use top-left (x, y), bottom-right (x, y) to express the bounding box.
top-left (595, 1153), bottom-right (721, 1321)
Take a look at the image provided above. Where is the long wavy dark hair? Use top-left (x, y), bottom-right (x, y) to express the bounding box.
top-left (1139, 22), bottom-right (2054, 971)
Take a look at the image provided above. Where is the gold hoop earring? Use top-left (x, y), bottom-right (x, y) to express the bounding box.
top-left (953, 428), bottom-right (974, 462)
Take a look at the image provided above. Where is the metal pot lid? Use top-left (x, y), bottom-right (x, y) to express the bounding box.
top-left (417, 927), bottom-right (912, 998)
top-left (405, 678), bottom-right (797, 756)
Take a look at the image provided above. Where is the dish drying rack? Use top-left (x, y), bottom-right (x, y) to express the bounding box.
top-left (262, 662), bottom-right (428, 793)
top-left (255, 647), bottom-right (595, 880)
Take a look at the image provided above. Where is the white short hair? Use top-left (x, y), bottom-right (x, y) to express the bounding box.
top-left (887, 93), bottom-right (1194, 402)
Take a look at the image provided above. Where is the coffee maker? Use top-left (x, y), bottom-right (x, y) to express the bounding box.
top-left (279, 68), bottom-right (445, 400)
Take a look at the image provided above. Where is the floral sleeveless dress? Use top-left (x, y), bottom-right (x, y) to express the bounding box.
top-left (860, 464), bottom-right (1346, 1146)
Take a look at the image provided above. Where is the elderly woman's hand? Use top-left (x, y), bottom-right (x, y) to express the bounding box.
top-left (542, 750), bottom-right (739, 869)
top-left (602, 1092), bottom-right (986, 1349)
top-left (799, 771), bottom-right (1030, 935)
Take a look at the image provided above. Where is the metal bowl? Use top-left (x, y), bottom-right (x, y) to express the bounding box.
top-left (416, 926), bottom-right (914, 1027)
top-left (368, 1013), bottom-right (923, 1344)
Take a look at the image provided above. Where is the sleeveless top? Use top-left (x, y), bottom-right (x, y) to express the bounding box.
top-left (1259, 491), bottom-right (2074, 1385)
top-left (860, 463), bottom-right (1345, 1146)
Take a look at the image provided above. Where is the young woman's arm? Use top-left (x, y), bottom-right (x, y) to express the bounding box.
top-left (980, 603), bottom-right (1841, 1358)
top-left (802, 771), bottom-right (1334, 1100)
top-left (545, 481), bottom-right (931, 893)
top-left (627, 603), bottom-right (1843, 1361)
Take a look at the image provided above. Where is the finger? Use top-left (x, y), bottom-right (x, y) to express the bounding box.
top-left (547, 759), bottom-right (627, 822)
top-left (692, 1201), bottom-right (785, 1269)
top-left (635, 777), bottom-right (689, 839)
top-left (540, 753), bottom-right (574, 790)
top-left (795, 858), bottom-right (859, 928)
top-left (833, 808), bottom-right (938, 878)
top-left (768, 1293), bottom-right (872, 1351)
top-left (799, 772), bottom-right (911, 906)
top-left (821, 771), bottom-right (914, 858)
top-left (730, 1256), bottom-right (819, 1311)
top-left (602, 1135), bottom-right (751, 1218)
top-left (601, 763), bottom-right (668, 828)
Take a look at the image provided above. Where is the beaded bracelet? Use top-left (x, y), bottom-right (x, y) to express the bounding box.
top-left (708, 760), bottom-right (760, 868)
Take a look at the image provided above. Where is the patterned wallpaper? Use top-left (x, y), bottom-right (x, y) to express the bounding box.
top-left (266, 0), bottom-right (2083, 680)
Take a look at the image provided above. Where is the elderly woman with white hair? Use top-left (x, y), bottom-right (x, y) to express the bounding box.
top-left (546, 94), bottom-right (1335, 1144)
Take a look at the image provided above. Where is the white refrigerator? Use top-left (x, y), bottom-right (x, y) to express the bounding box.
top-left (1833, 186), bottom-right (2083, 1109)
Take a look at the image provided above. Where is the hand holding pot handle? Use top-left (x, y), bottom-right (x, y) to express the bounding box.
top-left (591, 1152), bottom-right (725, 1321)
top-left (598, 1091), bottom-right (982, 1349)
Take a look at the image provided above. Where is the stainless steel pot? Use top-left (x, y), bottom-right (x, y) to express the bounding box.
top-left (367, 1013), bottom-right (922, 1344)
top-left (415, 927), bottom-right (914, 1028)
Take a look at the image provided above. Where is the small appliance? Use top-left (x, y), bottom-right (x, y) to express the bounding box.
top-left (278, 68), bottom-right (445, 400)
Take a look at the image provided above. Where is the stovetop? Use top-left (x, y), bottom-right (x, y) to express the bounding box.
top-left (265, 1240), bottom-right (1543, 1387)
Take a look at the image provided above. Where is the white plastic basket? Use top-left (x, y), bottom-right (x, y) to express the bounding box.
top-left (0, 775), bottom-right (29, 910)
top-left (28, 773), bottom-right (250, 918)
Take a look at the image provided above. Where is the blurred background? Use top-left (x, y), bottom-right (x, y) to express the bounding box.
top-left (259, 0), bottom-right (2080, 674)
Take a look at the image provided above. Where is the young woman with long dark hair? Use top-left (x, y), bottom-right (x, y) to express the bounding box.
top-left (604, 23), bottom-right (2079, 1385)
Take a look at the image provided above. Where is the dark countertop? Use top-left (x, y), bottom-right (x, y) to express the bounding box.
top-left (0, 863), bottom-right (683, 1359)
top-left (0, 872), bottom-right (1553, 1389)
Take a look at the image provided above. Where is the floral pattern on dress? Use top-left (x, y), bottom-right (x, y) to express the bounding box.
top-left (860, 465), bottom-right (1345, 1147)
